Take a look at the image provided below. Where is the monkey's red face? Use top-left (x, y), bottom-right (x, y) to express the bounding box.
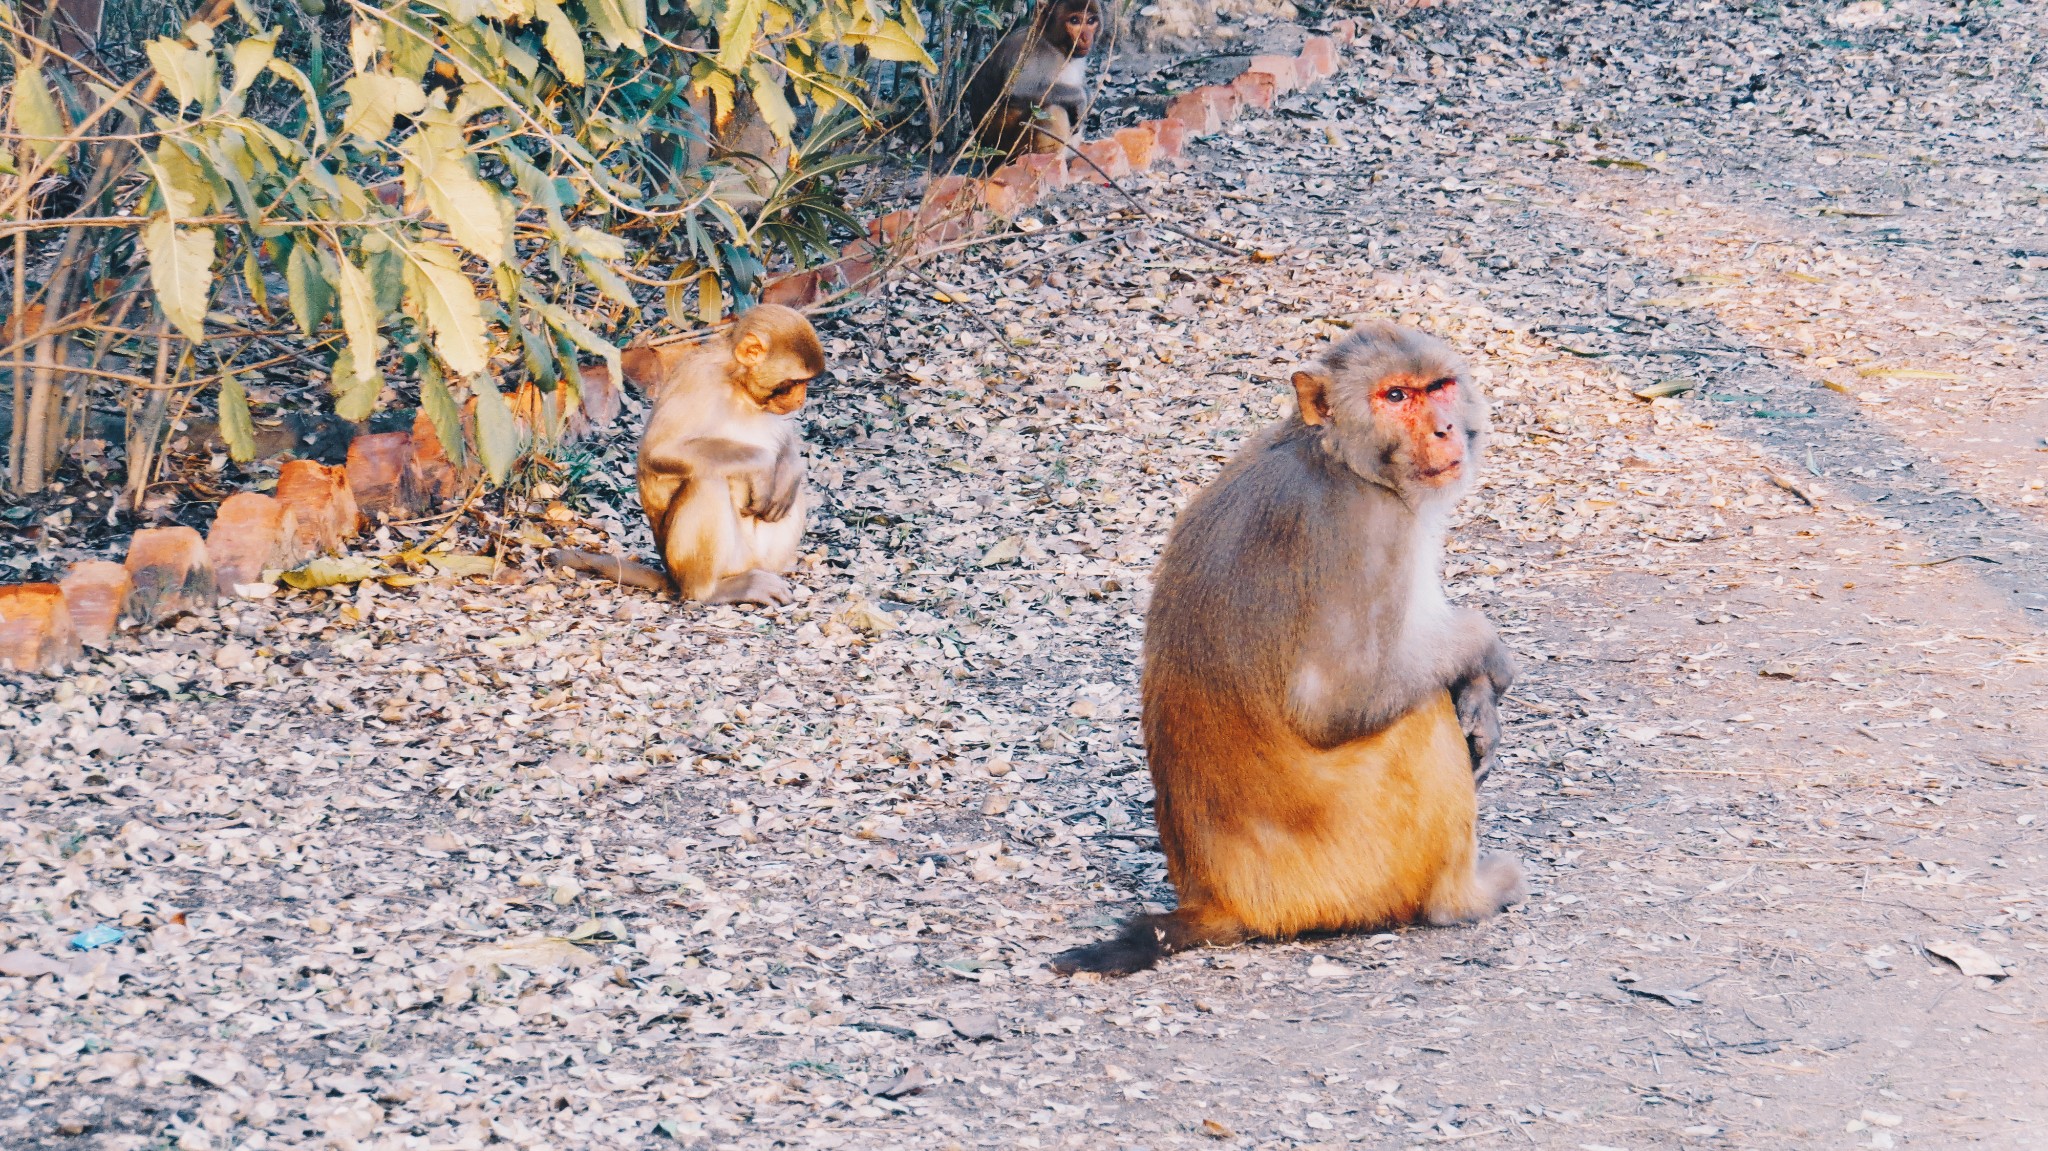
top-left (1058, 3), bottom-right (1100, 54)
top-left (1373, 374), bottom-right (1466, 485)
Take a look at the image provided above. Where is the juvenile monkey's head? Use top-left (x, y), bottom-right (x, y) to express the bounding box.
top-left (1290, 320), bottom-right (1487, 501)
top-left (728, 304), bottom-right (826, 415)
top-left (1036, 0), bottom-right (1101, 56)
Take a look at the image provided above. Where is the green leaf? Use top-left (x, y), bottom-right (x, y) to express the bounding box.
top-left (140, 216), bottom-right (215, 342)
top-left (10, 59), bottom-right (69, 172)
top-left (517, 322), bottom-right (558, 390)
top-left (532, 0), bottom-right (585, 85)
top-left (285, 239), bottom-right (334, 336)
top-left (333, 249), bottom-right (383, 397)
top-left (404, 244), bottom-right (490, 377)
top-left (145, 37), bottom-right (221, 110)
top-left (419, 363), bottom-right (467, 468)
top-left (471, 379), bottom-right (521, 485)
top-left (340, 71), bottom-right (426, 145)
top-left (217, 372), bottom-right (257, 463)
top-left (281, 555), bottom-right (385, 589)
top-left (402, 136), bottom-right (510, 264)
top-left (241, 246), bottom-right (268, 313)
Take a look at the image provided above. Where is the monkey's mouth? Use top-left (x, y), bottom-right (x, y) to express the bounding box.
top-left (1416, 460), bottom-right (1464, 483)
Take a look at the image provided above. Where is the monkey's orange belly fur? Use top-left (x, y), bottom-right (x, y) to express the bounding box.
top-left (1170, 691), bottom-right (1484, 939)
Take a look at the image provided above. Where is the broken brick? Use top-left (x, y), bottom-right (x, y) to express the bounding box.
top-left (1246, 54), bottom-right (1300, 94)
top-left (124, 526), bottom-right (217, 625)
top-left (346, 431), bottom-right (419, 522)
top-left (1231, 70), bottom-right (1278, 110)
top-left (0, 584), bottom-right (80, 675)
top-left (762, 270), bottom-right (820, 309)
top-left (59, 560), bottom-right (133, 647)
top-left (275, 459), bottom-right (361, 556)
top-left (1147, 118), bottom-right (1190, 162)
top-left (1070, 139), bottom-right (1131, 184)
top-left (1166, 92), bottom-right (1220, 135)
top-left (1114, 125), bottom-right (1160, 172)
top-left (1016, 153), bottom-right (1070, 192)
top-left (207, 492), bottom-right (304, 593)
top-left (984, 164), bottom-right (1042, 218)
top-left (406, 408), bottom-right (470, 508)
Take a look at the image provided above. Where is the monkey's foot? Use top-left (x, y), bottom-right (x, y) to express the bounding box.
top-left (705, 570), bottom-right (793, 606)
top-left (1048, 935), bottom-right (1164, 977)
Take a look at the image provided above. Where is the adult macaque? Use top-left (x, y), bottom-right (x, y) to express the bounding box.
top-left (1051, 321), bottom-right (1521, 976)
top-left (549, 305), bottom-right (824, 606)
top-left (963, 0), bottom-right (1101, 158)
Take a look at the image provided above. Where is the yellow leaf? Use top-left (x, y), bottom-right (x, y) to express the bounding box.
top-left (340, 71), bottom-right (426, 145)
top-left (746, 60), bottom-right (796, 144)
top-left (333, 250), bottom-right (383, 395)
top-left (533, 0), bottom-right (585, 84)
top-left (1855, 367), bottom-right (1961, 380)
top-left (10, 59), bottom-right (70, 172)
top-left (405, 245), bottom-right (491, 377)
top-left (145, 37), bottom-right (220, 109)
top-left (698, 268), bottom-right (723, 324)
top-left (282, 555), bottom-right (385, 589)
top-left (140, 216), bottom-right (214, 341)
top-left (714, 0), bottom-right (765, 73)
top-left (147, 141), bottom-right (212, 218)
top-left (229, 29), bottom-right (278, 96)
top-left (403, 136), bottom-right (510, 264)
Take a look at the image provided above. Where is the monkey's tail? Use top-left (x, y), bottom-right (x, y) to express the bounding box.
top-left (1047, 909), bottom-right (1244, 977)
top-left (545, 549), bottom-right (672, 594)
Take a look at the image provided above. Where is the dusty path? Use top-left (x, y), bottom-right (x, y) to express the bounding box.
top-left (4, 2), bottom-right (2045, 1149)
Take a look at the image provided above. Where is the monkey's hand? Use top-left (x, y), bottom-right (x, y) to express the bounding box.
top-left (1451, 631), bottom-right (1515, 782)
top-left (756, 460), bottom-right (802, 523)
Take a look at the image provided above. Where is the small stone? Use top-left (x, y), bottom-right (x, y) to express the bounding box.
top-left (124, 526), bottom-right (217, 625)
top-left (59, 560), bottom-right (134, 646)
top-left (0, 584), bottom-right (82, 674)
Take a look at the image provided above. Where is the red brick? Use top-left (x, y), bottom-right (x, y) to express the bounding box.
top-left (123, 526), bottom-right (217, 624)
top-left (1114, 125), bottom-right (1160, 173)
top-left (1016, 153), bottom-right (1070, 192)
top-left (1231, 71), bottom-right (1278, 110)
top-left (509, 383), bottom-right (566, 445)
top-left (1070, 139), bottom-right (1131, 184)
top-left (276, 459), bottom-right (361, 556)
top-left (1145, 118), bottom-right (1189, 162)
top-left (984, 163), bottom-right (1041, 217)
top-left (207, 492), bottom-right (304, 592)
top-left (59, 561), bottom-right (132, 647)
top-left (1246, 54), bottom-right (1299, 94)
top-left (922, 175), bottom-right (983, 219)
top-left (1300, 36), bottom-right (1339, 81)
top-left (0, 584), bottom-right (79, 674)
top-left (817, 254), bottom-right (877, 297)
top-left (1199, 84), bottom-right (1243, 125)
top-left (1166, 92), bottom-right (1219, 135)
top-left (407, 408), bottom-right (471, 506)
top-left (870, 209), bottom-right (918, 248)
top-left (345, 431), bottom-right (418, 521)
top-left (762, 270), bottom-right (819, 309)
top-left (1328, 18), bottom-right (1357, 46)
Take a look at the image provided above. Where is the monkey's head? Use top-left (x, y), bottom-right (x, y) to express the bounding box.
top-left (728, 304), bottom-right (826, 415)
top-left (1291, 321), bottom-right (1487, 501)
top-left (1038, 0), bottom-right (1101, 56)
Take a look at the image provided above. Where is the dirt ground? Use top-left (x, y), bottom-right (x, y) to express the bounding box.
top-left (4, 1), bottom-right (2046, 1149)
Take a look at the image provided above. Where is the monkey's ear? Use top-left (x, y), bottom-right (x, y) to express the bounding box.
top-left (733, 330), bottom-right (770, 368)
top-left (1291, 369), bottom-right (1334, 426)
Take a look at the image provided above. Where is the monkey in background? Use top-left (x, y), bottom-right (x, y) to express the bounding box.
top-left (963, 0), bottom-right (1102, 159)
top-left (549, 305), bottom-right (824, 606)
top-left (1052, 321), bottom-right (1522, 976)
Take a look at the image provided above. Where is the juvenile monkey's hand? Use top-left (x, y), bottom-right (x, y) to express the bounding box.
top-left (756, 463), bottom-right (802, 522)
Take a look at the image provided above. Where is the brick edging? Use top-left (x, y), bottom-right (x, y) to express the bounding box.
top-left (0, 23), bottom-right (1364, 676)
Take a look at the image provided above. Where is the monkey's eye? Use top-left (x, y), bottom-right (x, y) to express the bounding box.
top-left (1384, 387), bottom-right (1409, 404)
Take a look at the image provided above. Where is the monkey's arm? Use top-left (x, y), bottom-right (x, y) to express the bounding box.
top-left (642, 435), bottom-right (780, 515)
top-left (751, 434), bottom-right (804, 523)
top-left (1287, 607), bottom-right (1512, 756)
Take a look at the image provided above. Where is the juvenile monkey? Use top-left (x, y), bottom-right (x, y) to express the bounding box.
top-left (549, 305), bottom-right (824, 605)
top-left (1051, 321), bottom-right (1521, 976)
top-left (962, 0), bottom-right (1101, 158)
